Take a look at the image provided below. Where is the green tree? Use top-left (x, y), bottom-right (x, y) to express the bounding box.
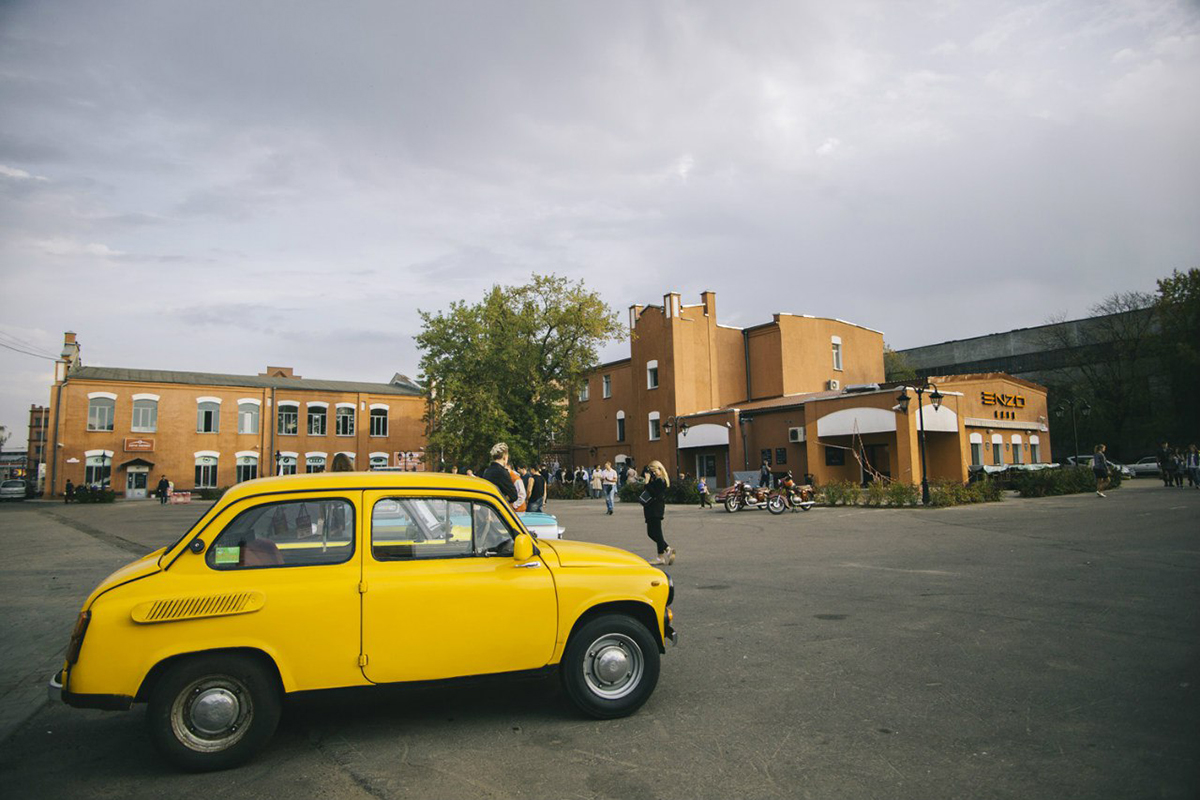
top-left (883, 346), bottom-right (917, 381)
top-left (1155, 268), bottom-right (1200, 442)
top-left (417, 274), bottom-right (623, 469)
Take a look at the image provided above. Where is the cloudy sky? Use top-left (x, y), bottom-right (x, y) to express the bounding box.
top-left (1, 0), bottom-right (1198, 448)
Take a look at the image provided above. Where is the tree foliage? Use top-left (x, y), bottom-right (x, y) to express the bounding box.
top-left (883, 346), bottom-right (917, 381)
top-left (417, 275), bottom-right (623, 470)
top-left (1154, 268), bottom-right (1200, 442)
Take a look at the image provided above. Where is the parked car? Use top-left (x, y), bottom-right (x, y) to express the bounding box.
top-left (1126, 457), bottom-right (1161, 478)
top-left (0, 479), bottom-right (27, 501)
top-left (49, 472), bottom-right (676, 772)
top-left (1064, 456), bottom-right (1133, 479)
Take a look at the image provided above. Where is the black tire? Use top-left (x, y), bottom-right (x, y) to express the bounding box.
top-left (798, 501), bottom-right (814, 511)
top-left (767, 495), bottom-right (786, 515)
top-left (724, 495), bottom-right (741, 513)
top-left (561, 614), bottom-right (660, 719)
top-left (146, 653), bottom-right (281, 772)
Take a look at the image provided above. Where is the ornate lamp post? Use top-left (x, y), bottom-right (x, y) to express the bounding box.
top-left (1054, 399), bottom-right (1090, 464)
top-left (274, 450), bottom-right (282, 476)
top-left (661, 416), bottom-right (690, 478)
top-left (895, 381), bottom-right (944, 506)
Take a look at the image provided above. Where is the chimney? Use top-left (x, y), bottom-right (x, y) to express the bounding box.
top-left (663, 292), bottom-right (681, 319)
top-left (700, 291), bottom-right (716, 318)
top-left (260, 366), bottom-right (299, 379)
top-left (60, 331), bottom-right (81, 372)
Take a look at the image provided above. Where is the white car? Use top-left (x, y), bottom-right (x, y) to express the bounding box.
top-left (1126, 457), bottom-right (1161, 477)
top-left (1065, 457), bottom-right (1133, 479)
top-left (0, 479), bottom-right (28, 501)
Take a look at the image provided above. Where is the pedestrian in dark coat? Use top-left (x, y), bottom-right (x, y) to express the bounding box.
top-left (643, 460), bottom-right (674, 565)
top-left (156, 476), bottom-right (170, 504)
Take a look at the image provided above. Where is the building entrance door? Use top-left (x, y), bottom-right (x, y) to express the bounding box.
top-left (859, 444), bottom-right (890, 485)
top-left (695, 454), bottom-right (718, 487)
top-left (125, 467), bottom-right (149, 499)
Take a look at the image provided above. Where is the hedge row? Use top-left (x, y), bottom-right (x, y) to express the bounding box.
top-left (1010, 465), bottom-right (1121, 497)
top-left (819, 478), bottom-right (1003, 508)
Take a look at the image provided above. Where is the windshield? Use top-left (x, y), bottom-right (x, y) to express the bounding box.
top-left (2, 480), bottom-right (24, 488)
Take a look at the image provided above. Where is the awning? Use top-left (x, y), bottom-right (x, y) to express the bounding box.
top-left (678, 423), bottom-right (730, 449)
top-left (816, 407), bottom-right (896, 437)
top-left (117, 457), bottom-right (155, 469)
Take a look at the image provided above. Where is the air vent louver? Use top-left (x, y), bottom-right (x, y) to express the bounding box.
top-left (131, 591), bottom-right (265, 624)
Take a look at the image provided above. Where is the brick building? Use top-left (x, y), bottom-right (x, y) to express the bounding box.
top-left (27, 404), bottom-right (49, 486)
top-left (45, 333), bottom-right (427, 499)
top-left (571, 293), bottom-right (1050, 488)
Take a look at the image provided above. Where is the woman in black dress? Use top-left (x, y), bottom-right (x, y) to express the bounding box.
top-left (643, 460), bottom-right (674, 565)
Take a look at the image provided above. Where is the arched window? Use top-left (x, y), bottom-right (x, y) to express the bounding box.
top-left (196, 397), bottom-right (221, 433)
top-left (306, 452), bottom-right (327, 474)
top-left (969, 432), bottom-right (984, 467)
top-left (277, 401), bottom-right (299, 436)
top-left (277, 452), bottom-right (298, 476)
top-left (235, 452), bottom-right (258, 483)
top-left (238, 399), bottom-right (260, 435)
top-left (991, 433), bottom-right (1004, 466)
top-left (646, 360), bottom-right (659, 390)
top-left (87, 393), bottom-right (116, 431)
top-left (616, 410), bottom-right (626, 443)
top-left (1011, 434), bottom-right (1023, 465)
top-left (369, 406), bottom-right (389, 437)
top-left (1029, 435), bottom-right (1041, 464)
top-left (370, 452), bottom-right (389, 470)
top-left (131, 394), bottom-right (158, 433)
top-left (194, 452), bottom-right (219, 488)
top-left (336, 404), bottom-right (355, 436)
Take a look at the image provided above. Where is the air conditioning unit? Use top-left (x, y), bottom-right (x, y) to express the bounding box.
top-left (788, 427), bottom-right (805, 443)
top-left (827, 379), bottom-right (840, 391)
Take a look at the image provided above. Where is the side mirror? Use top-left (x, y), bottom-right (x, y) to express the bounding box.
top-left (513, 532), bottom-right (534, 563)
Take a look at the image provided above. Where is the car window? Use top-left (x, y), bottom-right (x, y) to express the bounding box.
top-left (2, 481), bottom-right (23, 488)
top-left (206, 498), bottom-right (355, 570)
top-left (371, 498), bottom-right (516, 560)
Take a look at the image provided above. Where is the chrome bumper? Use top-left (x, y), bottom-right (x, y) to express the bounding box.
top-left (48, 669), bottom-right (64, 703)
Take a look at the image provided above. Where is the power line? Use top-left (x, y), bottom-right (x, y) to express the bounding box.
top-left (0, 330), bottom-right (58, 359)
top-left (0, 340), bottom-right (59, 361)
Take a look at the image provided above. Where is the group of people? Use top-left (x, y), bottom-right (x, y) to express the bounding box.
top-left (1156, 442), bottom-right (1199, 488)
top-left (476, 444), bottom-right (550, 513)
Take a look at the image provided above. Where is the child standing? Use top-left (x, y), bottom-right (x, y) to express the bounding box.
top-left (698, 477), bottom-right (712, 508)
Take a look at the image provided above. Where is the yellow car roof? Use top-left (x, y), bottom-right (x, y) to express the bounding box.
top-left (216, 471), bottom-right (504, 504)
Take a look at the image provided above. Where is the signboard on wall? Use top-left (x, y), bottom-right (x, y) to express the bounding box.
top-left (124, 438), bottom-right (154, 452)
top-left (981, 392), bottom-right (1025, 408)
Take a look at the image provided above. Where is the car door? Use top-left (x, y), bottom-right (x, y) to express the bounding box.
top-left (360, 490), bottom-right (558, 684)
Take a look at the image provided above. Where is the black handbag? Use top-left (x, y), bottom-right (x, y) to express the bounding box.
top-left (638, 490), bottom-right (652, 505)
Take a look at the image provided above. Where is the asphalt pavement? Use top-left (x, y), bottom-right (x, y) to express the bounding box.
top-left (0, 480), bottom-right (1196, 799)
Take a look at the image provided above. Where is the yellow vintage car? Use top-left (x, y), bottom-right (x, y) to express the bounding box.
top-left (49, 472), bottom-right (676, 771)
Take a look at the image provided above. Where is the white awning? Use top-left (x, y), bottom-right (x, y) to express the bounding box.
top-left (816, 407), bottom-right (896, 437)
top-left (678, 423), bottom-right (730, 449)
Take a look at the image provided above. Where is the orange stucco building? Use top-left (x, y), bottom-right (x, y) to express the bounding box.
top-left (45, 333), bottom-right (427, 499)
top-left (571, 293), bottom-right (1051, 488)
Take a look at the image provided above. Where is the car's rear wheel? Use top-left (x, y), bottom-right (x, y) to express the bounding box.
top-left (147, 653), bottom-right (281, 772)
top-left (561, 614), bottom-right (660, 719)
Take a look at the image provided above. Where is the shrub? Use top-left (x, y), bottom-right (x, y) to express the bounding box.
top-left (863, 481), bottom-right (887, 507)
top-left (548, 482), bottom-right (589, 501)
top-left (196, 487), bottom-right (228, 501)
top-left (664, 481), bottom-right (700, 505)
top-left (820, 480), bottom-right (861, 506)
top-left (885, 481), bottom-right (920, 507)
top-left (617, 481), bottom-right (643, 504)
top-left (1011, 466), bottom-right (1116, 498)
top-left (73, 486), bottom-right (116, 503)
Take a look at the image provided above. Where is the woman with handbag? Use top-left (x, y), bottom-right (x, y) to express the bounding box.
top-left (642, 460), bottom-right (674, 565)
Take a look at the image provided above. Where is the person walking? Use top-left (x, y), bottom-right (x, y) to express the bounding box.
top-left (1092, 444), bottom-right (1110, 498)
top-left (600, 461), bottom-right (618, 514)
top-left (590, 467), bottom-right (603, 500)
top-left (1185, 444), bottom-right (1199, 489)
top-left (1156, 442), bottom-right (1174, 487)
top-left (698, 476), bottom-right (712, 508)
top-left (758, 461), bottom-right (771, 488)
top-left (642, 460), bottom-right (674, 565)
top-left (64, 479), bottom-right (75, 504)
top-left (526, 465), bottom-right (547, 512)
top-left (156, 475), bottom-right (170, 505)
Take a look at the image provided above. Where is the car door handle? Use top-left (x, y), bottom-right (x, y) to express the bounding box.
top-left (513, 561), bottom-right (541, 569)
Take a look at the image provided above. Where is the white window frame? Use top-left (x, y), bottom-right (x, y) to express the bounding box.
top-left (335, 404), bottom-right (356, 436)
top-left (305, 451), bottom-right (327, 474)
top-left (131, 394), bottom-right (158, 433)
top-left (1011, 434), bottom-right (1023, 465)
top-left (87, 392), bottom-right (116, 432)
top-left (991, 433), bottom-right (1004, 466)
top-left (196, 397), bottom-right (221, 434)
top-left (235, 451), bottom-right (259, 483)
top-left (369, 407), bottom-right (388, 437)
top-left (369, 452), bottom-right (389, 470)
top-left (579, 381), bottom-right (589, 402)
top-left (307, 403), bottom-right (328, 436)
top-left (277, 401), bottom-right (300, 436)
top-left (194, 451), bottom-right (220, 488)
top-left (1030, 435), bottom-right (1041, 464)
top-left (277, 450), bottom-right (299, 476)
top-left (649, 411), bottom-right (661, 441)
top-left (969, 432), bottom-right (983, 467)
top-left (237, 398), bottom-right (261, 435)
top-left (831, 336), bottom-right (843, 371)
top-left (646, 360), bottom-right (659, 390)
top-left (602, 375), bottom-right (612, 399)
top-left (616, 410), bottom-right (626, 443)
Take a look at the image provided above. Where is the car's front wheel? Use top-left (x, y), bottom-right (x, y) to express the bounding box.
top-left (561, 614), bottom-right (660, 719)
top-left (146, 653), bottom-right (281, 772)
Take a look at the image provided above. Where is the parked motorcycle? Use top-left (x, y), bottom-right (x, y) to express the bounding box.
top-left (723, 480), bottom-right (772, 512)
top-left (768, 473), bottom-right (815, 514)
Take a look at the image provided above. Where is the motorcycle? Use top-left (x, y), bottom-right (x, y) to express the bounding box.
top-left (722, 480), bottom-right (772, 512)
top-left (768, 473), bottom-right (815, 514)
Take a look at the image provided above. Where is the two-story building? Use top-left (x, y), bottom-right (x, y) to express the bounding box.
top-left (44, 332), bottom-right (427, 498)
top-left (571, 293), bottom-right (1051, 488)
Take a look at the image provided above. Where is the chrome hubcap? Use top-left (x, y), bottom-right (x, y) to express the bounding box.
top-left (190, 688), bottom-right (239, 735)
top-left (583, 633), bottom-right (643, 700)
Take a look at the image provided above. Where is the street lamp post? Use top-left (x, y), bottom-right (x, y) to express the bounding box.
top-left (1054, 399), bottom-right (1091, 463)
top-left (274, 450), bottom-right (282, 476)
top-left (896, 381), bottom-right (944, 506)
top-left (661, 416), bottom-right (690, 478)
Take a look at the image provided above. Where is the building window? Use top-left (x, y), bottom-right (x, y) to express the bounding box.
top-left (308, 406), bottom-right (327, 435)
top-left (195, 455), bottom-right (218, 488)
top-left (278, 454), bottom-right (298, 476)
top-left (84, 453), bottom-right (111, 487)
top-left (131, 398), bottom-right (157, 433)
top-left (197, 401), bottom-right (220, 433)
top-left (969, 433), bottom-right (983, 467)
top-left (1012, 435), bottom-right (1023, 465)
top-left (647, 360), bottom-right (659, 390)
top-left (775, 448), bottom-right (787, 465)
top-left (603, 375), bottom-right (612, 398)
top-left (992, 440), bottom-right (1003, 466)
top-left (370, 408), bottom-right (388, 437)
top-left (616, 410), bottom-right (626, 443)
top-left (87, 397), bottom-right (115, 431)
top-left (238, 402), bottom-right (260, 435)
top-left (649, 411), bottom-right (660, 441)
top-left (1030, 437), bottom-right (1041, 464)
top-left (306, 455), bottom-right (326, 473)
top-left (832, 336), bottom-right (843, 371)
top-left (370, 453), bottom-right (389, 469)
top-left (236, 456), bottom-right (258, 483)
top-left (336, 406), bottom-right (355, 436)
top-left (579, 382), bottom-right (590, 402)
top-left (277, 404), bottom-right (299, 436)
